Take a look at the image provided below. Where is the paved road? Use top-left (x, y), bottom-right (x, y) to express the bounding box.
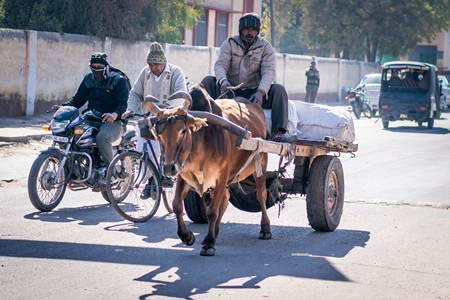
top-left (0, 109), bottom-right (449, 299)
top-left (341, 112), bottom-right (450, 208)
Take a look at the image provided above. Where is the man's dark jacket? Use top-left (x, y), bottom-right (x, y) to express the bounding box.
top-left (63, 71), bottom-right (129, 122)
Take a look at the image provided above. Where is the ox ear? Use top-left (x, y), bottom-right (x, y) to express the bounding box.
top-left (189, 117), bottom-right (208, 132)
top-left (144, 95), bottom-right (161, 115)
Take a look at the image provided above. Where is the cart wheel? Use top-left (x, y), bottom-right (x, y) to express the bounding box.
top-left (306, 155), bottom-right (344, 232)
top-left (184, 190), bottom-right (208, 223)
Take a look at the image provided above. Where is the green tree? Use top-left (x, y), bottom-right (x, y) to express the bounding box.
top-left (1, 0), bottom-right (203, 43)
top-left (299, 0), bottom-right (366, 59)
top-left (0, 0), bottom-right (5, 26)
top-left (299, 0), bottom-right (450, 62)
top-left (261, 0), bottom-right (308, 55)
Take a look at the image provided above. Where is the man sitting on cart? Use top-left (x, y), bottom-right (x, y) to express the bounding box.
top-left (201, 12), bottom-right (295, 143)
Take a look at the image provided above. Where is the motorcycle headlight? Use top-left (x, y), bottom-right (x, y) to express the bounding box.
top-left (50, 119), bottom-right (70, 133)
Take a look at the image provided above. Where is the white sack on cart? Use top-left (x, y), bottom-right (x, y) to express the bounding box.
top-left (292, 101), bottom-right (355, 142)
top-left (263, 100), bottom-right (299, 137)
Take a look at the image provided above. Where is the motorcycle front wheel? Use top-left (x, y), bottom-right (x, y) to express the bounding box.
top-left (28, 151), bottom-right (68, 212)
top-left (362, 102), bottom-right (373, 119)
top-left (350, 102), bottom-right (361, 119)
top-left (106, 150), bottom-right (162, 222)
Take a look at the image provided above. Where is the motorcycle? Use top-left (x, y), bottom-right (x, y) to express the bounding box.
top-left (345, 87), bottom-right (373, 119)
top-left (27, 106), bottom-right (136, 212)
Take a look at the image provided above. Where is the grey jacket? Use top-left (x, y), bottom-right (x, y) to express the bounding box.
top-left (127, 63), bottom-right (186, 115)
top-left (214, 35), bottom-right (276, 95)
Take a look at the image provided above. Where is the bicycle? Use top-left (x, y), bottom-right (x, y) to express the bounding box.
top-left (105, 115), bottom-right (176, 222)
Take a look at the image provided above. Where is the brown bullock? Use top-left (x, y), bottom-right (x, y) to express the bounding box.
top-left (144, 83), bottom-right (270, 256)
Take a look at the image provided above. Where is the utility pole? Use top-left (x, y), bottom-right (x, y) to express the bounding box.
top-left (270, 0), bottom-right (276, 47)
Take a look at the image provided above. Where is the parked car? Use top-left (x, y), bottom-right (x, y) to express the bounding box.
top-left (438, 75), bottom-right (449, 110)
top-left (356, 73), bottom-right (384, 116)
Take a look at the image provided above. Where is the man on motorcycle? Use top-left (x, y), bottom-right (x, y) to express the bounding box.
top-left (52, 52), bottom-right (129, 184)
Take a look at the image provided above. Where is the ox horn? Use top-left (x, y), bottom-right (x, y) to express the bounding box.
top-left (144, 95), bottom-right (161, 115)
top-left (168, 91), bottom-right (192, 113)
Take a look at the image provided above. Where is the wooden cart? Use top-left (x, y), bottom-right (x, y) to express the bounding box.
top-left (183, 124), bottom-right (358, 232)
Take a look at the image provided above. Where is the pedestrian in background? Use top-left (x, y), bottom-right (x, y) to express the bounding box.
top-left (305, 61), bottom-right (320, 103)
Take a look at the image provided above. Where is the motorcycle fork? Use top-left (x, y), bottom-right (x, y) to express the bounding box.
top-left (52, 138), bottom-right (73, 184)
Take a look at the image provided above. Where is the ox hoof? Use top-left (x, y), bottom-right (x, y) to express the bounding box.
top-left (200, 246), bottom-right (216, 256)
top-left (259, 231), bottom-right (272, 240)
top-left (183, 232), bottom-right (195, 246)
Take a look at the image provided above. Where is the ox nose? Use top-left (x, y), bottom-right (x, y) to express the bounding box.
top-left (163, 163), bottom-right (178, 177)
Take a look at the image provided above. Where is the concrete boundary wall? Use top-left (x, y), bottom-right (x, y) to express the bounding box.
top-left (0, 29), bottom-right (380, 117)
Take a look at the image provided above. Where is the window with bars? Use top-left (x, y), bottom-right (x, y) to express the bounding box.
top-left (195, 13), bottom-right (207, 46)
top-left (217, 12), bottom-right (228, 47)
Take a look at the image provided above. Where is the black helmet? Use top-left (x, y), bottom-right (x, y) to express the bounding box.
top-left (239, 13), bottom-right (260, 34)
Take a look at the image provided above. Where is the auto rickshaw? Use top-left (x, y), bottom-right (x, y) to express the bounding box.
top-left (379, 61), bottom-right (441, 129)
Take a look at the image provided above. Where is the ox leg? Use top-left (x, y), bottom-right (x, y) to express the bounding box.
top-left (173, 179), bottom-right (195, 246)
top-left (200, 182), bottom-right (228, 256)
top-left (214, 189), bottom-right (229, 238)
top-left (255, 156), bottom-right (271, 240)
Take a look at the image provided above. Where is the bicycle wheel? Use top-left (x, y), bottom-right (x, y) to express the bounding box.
top-left (106, 150), bottom-right (162, 222)
top-left (162, 177), bottom-right (177, 213)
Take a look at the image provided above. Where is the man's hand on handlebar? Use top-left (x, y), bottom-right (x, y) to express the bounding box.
top-left (50, 105), bottom-right (60, 112)
top-left (121, 110), bottom-right (136, 120)
top-left (102, 112), bottom-right (118, 123)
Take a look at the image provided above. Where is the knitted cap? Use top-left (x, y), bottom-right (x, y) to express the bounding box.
top-left (147, 42), bottom-right (167, 64)
top-left (239, 13), bottom-right (261, 34)
top-left (90, 52), bottom-right (109, 66)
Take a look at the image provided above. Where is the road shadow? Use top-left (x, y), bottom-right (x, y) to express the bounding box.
top-left (23, 203), bottom-right (128, 226)
top-left (383, 125), bottom-right (449, 134)
top-left (1, 216), bottom-right (370, 299)
top-left (23, 203), bottom-right (176, 242)
top-left (24, 203), bottom-right (176, 227)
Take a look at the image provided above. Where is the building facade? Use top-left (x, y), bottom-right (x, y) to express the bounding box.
top-left (184, 0), bottom-right (262, 47)
top-left (408, 31), bottom-right (450, 73)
